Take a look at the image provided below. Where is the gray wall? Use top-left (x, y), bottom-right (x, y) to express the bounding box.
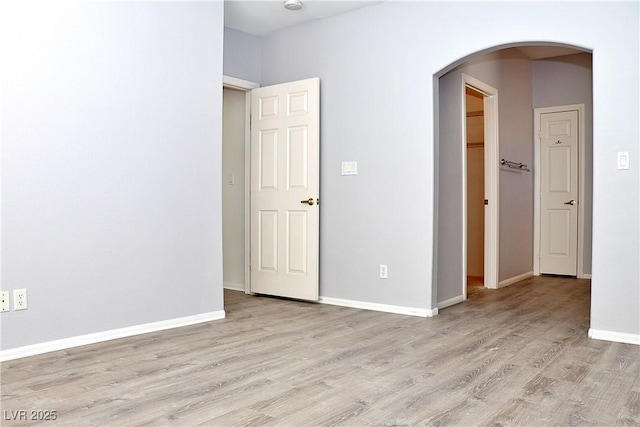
top-left (438, 49), bottom-right (534, 303)
top-left (261, 4), bottom-right (436, 308)
top-left (224, 27), bottom-right (262, 84)
top-left (1, 2), bottom-right (225, 350)
top-left (533, 53), bottom-right (593, 275)
top-left (259, 1), bottom-right (639, 336)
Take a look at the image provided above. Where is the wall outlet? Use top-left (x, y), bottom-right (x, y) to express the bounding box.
top-left (13, 289), bottom-right (27, 311)
top-left (379, 264), bottom-right (388, 279)
top-left (341, 161), bottom-right (358, 176)
top-left (1, 291), bottom-right (9, 312)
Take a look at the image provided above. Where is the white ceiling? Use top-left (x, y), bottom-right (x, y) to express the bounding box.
top-left (224, 0), bottom-right (384, 37)
top-left (224, 1), bottom-right (586, 60)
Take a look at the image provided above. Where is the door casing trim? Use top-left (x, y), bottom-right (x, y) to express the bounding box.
top-left (223, 75), bottom-right (259, 294)
top-left (462, 74), bottom-right (500, 296)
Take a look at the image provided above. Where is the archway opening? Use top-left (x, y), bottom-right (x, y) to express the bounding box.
top-left (433, 43), bottom-right (593, 309)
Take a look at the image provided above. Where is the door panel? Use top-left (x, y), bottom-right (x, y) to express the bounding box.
top-left (250, 78), bottom-right (319, 301)
top-left (258, 210), bottom-right (278, 272)
top-left (539, 110), bottom-right (578, 275)
top-left (548, 146), bottom-right (571, 192)
top-left (287, 210), bottom-right (307, 275)
top-left (259, 130), bottom-right (278, 191)
top-left (547, 209), bottom-right (571, 255)
top-left (287, 126), bottom-right (308, 190)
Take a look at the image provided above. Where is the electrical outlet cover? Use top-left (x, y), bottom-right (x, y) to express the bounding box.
top-left (379, 264), bottom-right (388, 279)
top-left (13, 289), bottom-right (27, 311)
top-left (0, 291), bottom-right (9, 312)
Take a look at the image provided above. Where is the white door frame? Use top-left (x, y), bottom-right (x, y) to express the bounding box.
top-left (534, 104), bottom-right (586, 278)
top-left (222, 75), bottom-right (259, 294)
top-left (462, 74), bottom-right (499, 297)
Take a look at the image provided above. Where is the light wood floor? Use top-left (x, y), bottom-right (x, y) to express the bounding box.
top-left (2, 276), bottom-right (638, 426)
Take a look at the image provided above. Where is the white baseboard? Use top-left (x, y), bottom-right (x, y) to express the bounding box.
top-left (0, 310), bottom-right (226, 362)
top-left (578, 274), bottom-right (592, 279)
top-left (437, 295), bottom-right (464, 309)
top-left (319, 296), bottom-right (436, 318)
top-left (498, 271), bottom-right (534, 288)
top-left (223, 281), bottom-right (245, 291)
top-left (588, 329), bottom-right (640, 345)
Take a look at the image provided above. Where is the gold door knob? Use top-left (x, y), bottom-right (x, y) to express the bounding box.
top-left (300, 198), bottom-right (315, 206)
top-left (564, 199), bottom-right (576, 206)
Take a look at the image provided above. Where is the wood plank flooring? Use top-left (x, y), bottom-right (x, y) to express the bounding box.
top-left (2, 276), bottom-right (639, 426)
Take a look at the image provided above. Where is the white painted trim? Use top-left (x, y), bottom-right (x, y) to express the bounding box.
top-left (533, 104), bottom-right (586, 278)
top-left (431, 75), bottom-right (441, 310)
top-left (577, 104), bottom-right (586, 279)
top-left (588, 329), bottom-right (640, 345)
top-left (222, 75), bottom-right (259, 295)
top-left (498, 271), bottom-right (534, 288)
top-left (578, 273), bottom-right (591, 279)
top-left (462, 74), bottom-right (500, 292)
top-left (461, 80), bottom-right (469, 301)
top-left (0, 311), bottom-right (226, 362)
top-left (533, 109), bottom-right (541, 275)
top-left (222, 75), bottom-right (259, 91)
top-left (243, 91), bottom-right (252, 294)
top-left (223, 281), bottom-right (245, 291)
top-left (437, 295), bottom-right (465, 310)
top-left (319, 297), bottom-right (437, 318)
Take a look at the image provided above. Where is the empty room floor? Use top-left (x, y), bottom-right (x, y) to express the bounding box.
top-left (1, 276), bottom-right (638, 426)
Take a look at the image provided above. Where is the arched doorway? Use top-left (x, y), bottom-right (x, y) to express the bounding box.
top-left (433, 43), bottom-right (593, 309)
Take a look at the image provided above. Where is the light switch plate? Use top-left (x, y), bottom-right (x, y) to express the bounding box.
top-left (342, 161), bottom-right (358, 176)
top-left (617, 152), bottom-right (630, 170)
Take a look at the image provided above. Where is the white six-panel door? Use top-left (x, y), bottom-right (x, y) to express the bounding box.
top-left (250, 78), bottom-right (319, 301)
top-left (539, 110), bottom-right (579, 275)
